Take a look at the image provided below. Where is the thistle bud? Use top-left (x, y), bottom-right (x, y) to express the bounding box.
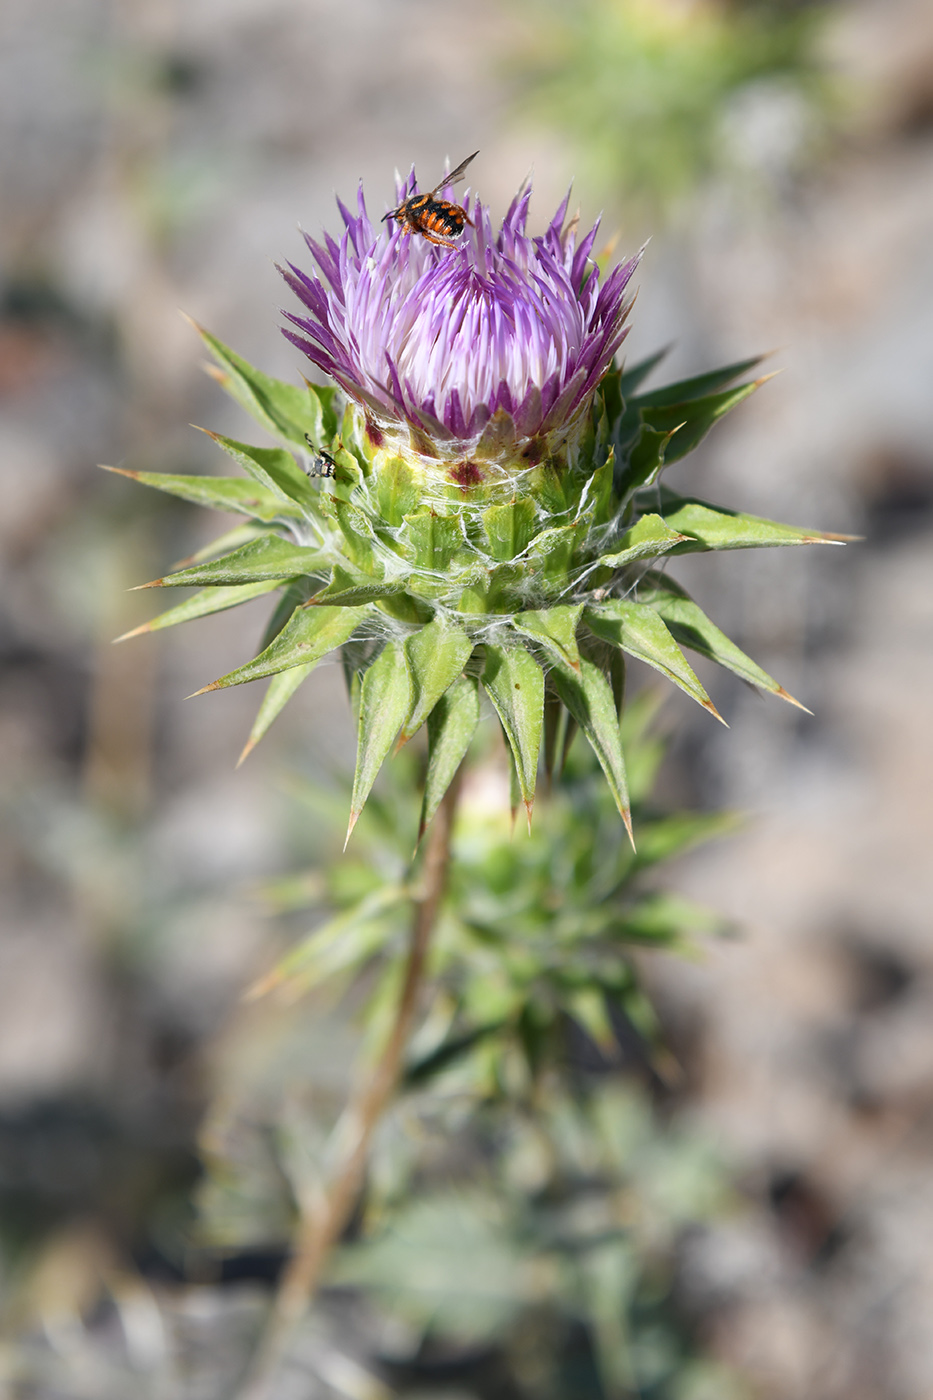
top-left (114, 162), bottom-right (846, 845)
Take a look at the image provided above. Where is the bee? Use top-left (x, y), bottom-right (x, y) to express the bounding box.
top-left (303, 437), bottom-right (337, 478)
top-left (382, 151), bottom-right (479, 249)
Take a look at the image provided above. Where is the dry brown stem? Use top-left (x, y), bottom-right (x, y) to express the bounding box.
top-left (236, 774), bottom-right (462, 1399)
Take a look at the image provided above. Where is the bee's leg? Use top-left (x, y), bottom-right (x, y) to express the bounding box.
top-left (420, 231), bottom-right (462, 248)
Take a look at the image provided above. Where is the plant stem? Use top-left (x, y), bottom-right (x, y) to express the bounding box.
top-left (236, 774), bottom-right (462, 1399)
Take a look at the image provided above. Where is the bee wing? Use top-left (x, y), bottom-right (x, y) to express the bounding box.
top-left (430, 150), bottom-right (479, 198)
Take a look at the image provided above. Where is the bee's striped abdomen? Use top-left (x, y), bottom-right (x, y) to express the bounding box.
top-left (420, 199), bottom-right (468, 238)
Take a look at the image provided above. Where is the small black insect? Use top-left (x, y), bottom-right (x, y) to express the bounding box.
top-left (304, 437), bottom-right (337, 478)
top-left (382, 151), bottom-right (479, 249)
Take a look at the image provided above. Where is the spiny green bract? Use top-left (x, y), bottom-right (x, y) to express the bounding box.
top-left (111, 325), bottom-right (844, 845)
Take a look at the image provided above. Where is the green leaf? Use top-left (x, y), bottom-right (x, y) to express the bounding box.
top-left (400, 510), bottom-right (464, 575)
top-left (205, 432), bottom-right (318, 511)
top-left (482, 499), bottom-right (538, 562)
top-left (659, 495), bottom-right (849, 552)
top-left (258, 577), bottom-right (317, 651)
top-left (376, 455), bottom-right (421, 526)
top-left (482, 644), bottom-right (544, 823)
top-left (567, 988), bottom-right (616, 1052)
top-left (526, 523), bottom-right (577, 578)
top-left (641, 379), bottom-right (765, 463)
top-left (630, 811), bottom-right (741, 868)
top-left (248, 884), bottom-right (410, 999)
top-left (171, 522), bottom-right (269, 568)
top-left (237, 662), bottom-right (316, 766)
top-left (513, 604), bottom-right (584, 673)
top-left (418, 676), bottom-right (480, 844)
top-left (550, 658), bottom-right (633, 843)
top-left (332, 1195), bottom-right (527, 1340)
top-left (101, 465), bottom-right (299, 523)
top-left (543, 688), bottom-right (570, 780)
top-left (312, 564), bottom-right (407, 606)
top-left (620, 892), bottom-right (728, 945)
top-left (196, 321), bottom-right (338, 446)
top-left (597, 513), bottom-right (686, 569)
top-left (145, 534), bottom-right (328, 588)
top-left (578, 452), bottom-right (615, 528)
top-left (115, 580), bottom-right (281, 641)
top-left (617, 424), bottom-right (675, 493)
top-left (348, 641), bottom-right (412, 842)
top-left (195, 603), bottom-right (368, 693)
top-left (637, 570), bottom-right (808, 708)
top-left (401, 617), bottom-right (474, 742)
top-left (617, 346), bottom-right (669, 398)
top-left (585, 601), bottom-right (724, 722)
top-left (633, 354), bottom-right (765, 407)
top-left (330, 496), bottom-right (377, 570)
top-left (404, 1021), bottom-right (505, 1086)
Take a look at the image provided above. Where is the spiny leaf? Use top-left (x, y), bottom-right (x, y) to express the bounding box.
top-left (543, 689), bottom-right (566, 781)
top-left (401, 616), bottom-right (474, 743)
top-left (638, 570), bottom-right (809, 709)
top-left (193, 319), bottom-right (338, 446)
top-left (247, 885), bottom-right (410, 1000)
top-left (100, 465), bottom-right (298, 523)
top-left (201, 430), bottom-right (318, 511)
top-left (567, 988), bottom-right (617, 1052)
top-left (620, 891), bottom-right (729, 945)
top-left (526, 523), bottom-right (577, 578)
top-left (633, 353), bottom-right (767, 408)
top-left (617, 346), bottom-right (670, 398)
top-left (641, 378), bottom-right (767, 463)
top-left (193, 603), bottom-right (368, 694)
top-left (549, 658), bottom-right (633, 845)
top-left (258, 578), bottom-right (318, 651)
top-left (168, 522), bottom-right (269, 571)
top-left (139, 534), bottom-right (328, 588)
top-left (585, 601), bottom-right (725, 723)
top-left (660, 495), bottom-right (851, 552)
top-left (312, 564), bottom-right (407, 606)
top-left (237, 662), bottom-right (316, 767)
top-left (418, 676), bottom-right (480, 846)
top-left (482, 643), bottom-right (545, 826)
top-left (329, 496), bottom-right (377, 569)
top-left (115, 580), bottom-right (281, 641)
top-left (482, 499), bottom-right (537, 562)
top-left (513, 604), bottom-right (584, 673)
top-left (630, 810), bottom-right (741, 868)
top-left (376, 455), bottom-right (421, 526)
top-left (400, 510), bottom-right (463, 574)
top-left (347, 641), bottom-right (412, 845)
top-left (597, 513), bottom-right (686, 570)
top-left (617, 425), bottom-right (676, 494)
top-left (577, 451), bottom-right (615, 528)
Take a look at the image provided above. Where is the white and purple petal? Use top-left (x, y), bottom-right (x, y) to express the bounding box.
top-left (281, 171), bottom-right (639, 455)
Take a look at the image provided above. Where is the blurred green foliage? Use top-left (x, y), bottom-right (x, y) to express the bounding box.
top-left (196, 699), bottom-right (744, 1398)
top-left (512, 0), bottom-right (834, 218)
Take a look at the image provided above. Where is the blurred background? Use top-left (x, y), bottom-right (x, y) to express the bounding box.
top-left (1, 0), bottom-right (933, 1395)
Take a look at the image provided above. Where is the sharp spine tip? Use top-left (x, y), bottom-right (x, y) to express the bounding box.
top-left (776, 686), bottom-right (813, 715)
top-left (112, 623), bottom-right (149, 643)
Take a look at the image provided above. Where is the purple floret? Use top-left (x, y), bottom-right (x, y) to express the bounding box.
top-left (281, 169), bottom-right (640, 450)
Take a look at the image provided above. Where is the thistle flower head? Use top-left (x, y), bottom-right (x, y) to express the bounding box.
top-left (117, 155), bottom-right (842, 848)
top-left (281, 171), bottom-right (640, 467)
